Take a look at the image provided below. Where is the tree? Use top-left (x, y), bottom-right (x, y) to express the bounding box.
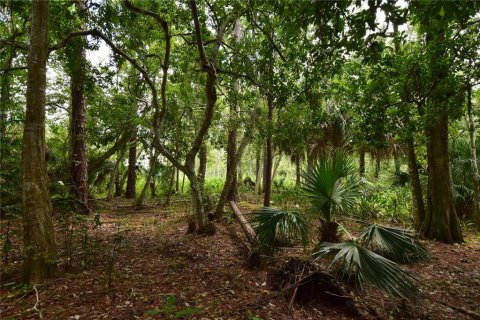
top-left (22, 0), bottom-right (58, 283)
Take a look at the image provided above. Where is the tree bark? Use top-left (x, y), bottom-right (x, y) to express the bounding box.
top-left (175, 167), bottom-right (179, 192)
top-left (406, 137), bottom-right (426, 232)
top-left (214, 134), bottom-right (251, 219)
top-left (165, 166), bottom-right (175, 206)
top-left (467, 83), bottom-right (480, 228)
top-left (255, 146), bottom-right (262, 194)
top-left (229, 201), bottom-right (256, 246)
top-left (295, 153), bottom-right (301, 187)
top-left (106, 148), bottom-right (126, 201)
top-left (22, 0), bottom-right (58, 284)
top-left (263, 95), bottom-right (273, 207)
top-left (374, 155), bottom-right (380, 179)
top-left (69, 0), bottom-right (89, 212)
top-left (421, 114), bottom-right (463, 243)
top-left (198, 143), bottom-right (207, 191)
top-left (359, 147), bottom-right (365, 177)
top-left (136, 150), bottom-right (158, 208)
top-left (125, 132), bottom-right (137, 199)
top-left (226, 113), bottom-right (239, 201)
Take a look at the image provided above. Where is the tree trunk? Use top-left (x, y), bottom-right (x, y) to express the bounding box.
top-left (255, 147), bottom-right (262, 194)
top-left (125, 132), bottom-right (137, 199)
top-left (136, 150), bottom-right (158, 208)
top-left (214, 134), bottom-right (251, 219)
top-left (22, 0), bottom-right (58, 284)
top-left (271, 154), bottom-right (282, 182)
top-left (198, 143), bottom-right (207, 191)
top-left (374, 155), bottom-right (380, 179)
top-left (165, 166), bottom-right (175, 206)
top-left (393, 148), bottom-right (401, 173)
top-left (229, 201), bottom-right (256, 245)
top-left (226, 117), bottom-right (239, 201)
top-left (106, 148), bottom-right (126, 201)
top-left (264, 96), bottom-right (273, 207)
top-left (359, 147), bottom-right (365, 177)
top-left (175, 167), bottom-right (179, 192)
top-left (467, 84), bottom-right (480, 228)
top-left (406, 137), bottom-right (426, 232)
top-left (69, 0), bottom-right (89, 213)
top-left (295, 153), bottom-right (301, 187)
top-left (421, 114), bottom-right (463, 243)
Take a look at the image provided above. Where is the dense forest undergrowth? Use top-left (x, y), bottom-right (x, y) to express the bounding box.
top-left (1, 195), bottom-right (479, 320)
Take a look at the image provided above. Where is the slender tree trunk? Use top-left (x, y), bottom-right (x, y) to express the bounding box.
top-left (107, 148), bottom-right (126, 201)
top-left (359, 147), bottom-right (365, 177)
top-left (226, 117), bottom-right (239, 201)
top-left (198, 143), bottom-right (207, 191)
top-left (175, 167), bottom-right (179, 192)
top-left (116, 169), bottom-right (127, 197)
top-left (406, 137), bottom-right (426, 232)
top-left (467, 84), bottom-right (480, 228)
top-left (69, 0), bottom-right (89, 213)
top-left (374, 155), bottom-right (380, 179)
top-left (214, 134), bottom-right (251, 219)
top-left (125, 132), bottom-right (137, 198)
top-left (136, 150), bottom-right (159, 208)
top-left (421, 114), bottom-right (463, 243)
top-left (165, 166), bottom-right (175, 206)
top-left (22, 0), bottom-right (58, 284)
top-left (255, 147), bottom-right (262, 194)
top-left (264, 96), bottom-right (273, 207)
top-left (271, 154), bottom-right (282, 182)
top-left (295, 154), bottom-right (301, 187)
top-left (182, 172), bottom-right (185, 193)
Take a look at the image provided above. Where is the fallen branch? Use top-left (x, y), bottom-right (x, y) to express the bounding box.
top-left (229, 201), bottom-right (256, 246)
top-left (31, 285), bottom-right (43, 319)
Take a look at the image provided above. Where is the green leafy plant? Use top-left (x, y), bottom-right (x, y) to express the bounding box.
top-left (361, 225), bottom-right (430, 263)
top-left (252, 207), bottom-right (308, 253)
top-left (145, 295), bottom-right (202, 318)
top-left (302, 152), bottom-right (359, 242)
top-left (314, 240), bottom-right (418, 299)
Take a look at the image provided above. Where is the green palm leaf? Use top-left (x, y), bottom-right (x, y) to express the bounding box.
top-left (315, 241), bottom-right (418, 299)
top-left (252, 207), bottom-right (309, 253)
top-left (301, 152), bottom-right (358, 222)
top-left (361, 225), bottom-right (430, 263)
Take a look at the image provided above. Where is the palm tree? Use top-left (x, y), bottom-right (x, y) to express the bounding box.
top-left (301, 152), bottom-right (358, 242)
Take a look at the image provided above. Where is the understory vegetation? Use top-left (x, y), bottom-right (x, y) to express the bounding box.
top-left (1, 0), bottom-right (480, 319)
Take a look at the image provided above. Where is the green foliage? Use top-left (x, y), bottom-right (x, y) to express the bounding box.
top-left (302, 152), bottom-right (359, 224)
top-left (361, 225), bottom-right (430, 263)
top-left (145, 295), bottom-right (202, 318)
top-left (314, 240), bottom-right (418, 300)
top-left (252, 207), bottom-right (308, 253)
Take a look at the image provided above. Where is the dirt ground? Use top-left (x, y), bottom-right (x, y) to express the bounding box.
top-left (1, 197), bottom-right (480, 320)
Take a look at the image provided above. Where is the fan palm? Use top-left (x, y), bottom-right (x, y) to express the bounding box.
top-left (252, 207), bottom-right (309, 253)
top-left (302, 152), bottom-right (359, 242)
top-left (314, 240), bottom-right (418, 300)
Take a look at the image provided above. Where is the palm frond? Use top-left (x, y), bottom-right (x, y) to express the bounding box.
top-left (301, 152), bottom-right (358, 221)
top-left (252, 207), bottom-right (309, 253)
top-left (314, 241), bottom-right (418, 299)
top-left (360, 225), bottom-right (430, 263)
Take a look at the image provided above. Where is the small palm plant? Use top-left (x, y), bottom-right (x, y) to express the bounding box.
top-left (302, 152), bottom-right (358, 242)
top-left (252, 207), bottom-right (309, 254)
top-left (315, 225), bottom-right (429, 299)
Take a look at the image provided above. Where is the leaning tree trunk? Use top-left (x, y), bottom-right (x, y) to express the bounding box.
top-left (264, 95), bottom-right (274, 207)
top-left (22, 0), bottom-right (58, 284)
top-left (214, 134), bottom-right (251, 219)
top-left (406, 137), bottom-right (426, 232)
top-left (125, 131), bottom-right (137, 199)
top-left (421, 113), bottom-right (463, 243)
top-left (136, 150), bottom-right (159, 208)
top-left (467, 84), bottom-right (480, 228)
top-left (69, 0), bottom-right (89, 213)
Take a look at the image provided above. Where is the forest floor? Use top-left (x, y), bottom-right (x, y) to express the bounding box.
top-left (1, 196), bottom-right (480, 320)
